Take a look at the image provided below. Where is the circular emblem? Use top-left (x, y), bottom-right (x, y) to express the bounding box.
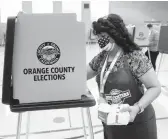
top-left (139, 32), bottom-right (144, 37)
top-left (37, 42), bottom-right (61, 65)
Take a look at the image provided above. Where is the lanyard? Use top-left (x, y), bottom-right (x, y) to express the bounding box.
top-left (100, 49), bottom-right (122, 94)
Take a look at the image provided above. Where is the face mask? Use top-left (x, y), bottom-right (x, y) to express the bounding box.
top-left (98, 36), bottom-right (110, 48)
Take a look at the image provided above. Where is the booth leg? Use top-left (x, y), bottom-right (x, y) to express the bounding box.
top-left (26, 112), bottom-right (31, 139)
top-left (81, 108), bottom-right (87, 139)
top-left (86, 108), bottom-right (94, 139)
top-left (157, 53), bottom-right (163, 77)
top-left (16, 113), bottom-right (22, 139)
top-left (68, 109), bottom-right (72, 128)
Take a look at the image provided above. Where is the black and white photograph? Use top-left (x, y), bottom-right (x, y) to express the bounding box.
top-left (0, 0), bottom-right (168, 139)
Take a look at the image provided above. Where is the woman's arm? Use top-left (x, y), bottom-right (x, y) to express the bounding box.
top-left (87, 64), bottom-right (107, 103)
top-left (86, 64), bottom-right (98, 96)
top-left (137, 68), bottom-right (161, 109)
top-left (120, 51), bottom-right (161, 122)
top-left (87, 64), bottom-right (97, 80)
top-left (120, 68), bottom-right (161, 122)
top-left (87, 50), bottom-right (105, 80)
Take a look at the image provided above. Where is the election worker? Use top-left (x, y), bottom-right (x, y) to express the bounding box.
top-left (87, 14), bottom-right (161, 139)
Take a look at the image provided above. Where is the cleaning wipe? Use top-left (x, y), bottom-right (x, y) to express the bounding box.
top-left (98, 103), bottom-right (130, 125)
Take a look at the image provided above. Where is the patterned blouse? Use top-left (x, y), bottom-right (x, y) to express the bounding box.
top-left (89, 50), bottom-right (153, 87)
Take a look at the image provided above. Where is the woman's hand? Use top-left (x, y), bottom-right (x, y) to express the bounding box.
top-left (120, 104), bottom-right (140, 122)
top-left (97, 96), bottom-right (107, 104)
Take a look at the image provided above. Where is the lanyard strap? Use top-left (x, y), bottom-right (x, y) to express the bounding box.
top-left (100, 49), bottom-right (122, 94)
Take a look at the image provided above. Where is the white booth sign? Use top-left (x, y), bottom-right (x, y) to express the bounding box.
top-left (126, 25), bottom-right (135, 37)
top-left (134, 25), bottom-right (149, 46)
top-left (12, 14), bottom-right (86, 103)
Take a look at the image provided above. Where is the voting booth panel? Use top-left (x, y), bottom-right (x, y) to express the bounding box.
top-left (89, 28), bottom-right (97, 40)
top-left (134, 25), bottom-right (149, 46)
top-left (158, 26), bottom-right (168, 54)
top-left (126, 25), bottom-right (135, 40)
top-left (2, 13), bottom-right (96, 139)
top-left (2, 13), bottom-right (96, 112)
top-left (12, 14), bottom-right (86, 103)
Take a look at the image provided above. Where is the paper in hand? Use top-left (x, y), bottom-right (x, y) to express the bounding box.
top-left (98, 103), bottom-right (130, 125)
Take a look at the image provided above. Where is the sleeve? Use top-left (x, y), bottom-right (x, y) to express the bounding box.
top-left (89, 51), bottom-right (105, 72)
top-left (129, 50), bottom-right (153, 78)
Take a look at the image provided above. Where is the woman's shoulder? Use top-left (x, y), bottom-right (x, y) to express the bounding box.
top-left (126, 50), bottom-right (150, 66)
top-left (126, 50), bottom-right (153, 78)
top-left (91, 50), bottom-right (108, 63)
top-left (126, 50), bottom-right (146, 60)
top-left (98, 50), bottom-right (108, 57)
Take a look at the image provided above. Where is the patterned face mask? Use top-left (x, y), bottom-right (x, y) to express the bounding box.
top-left (98, 36), bottom-right (110, 48)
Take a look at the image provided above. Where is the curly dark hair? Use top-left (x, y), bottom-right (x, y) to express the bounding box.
top-left (92, 14), bottom-right (140, 53)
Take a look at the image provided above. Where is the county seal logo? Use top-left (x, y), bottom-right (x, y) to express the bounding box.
top-left (37, 42), bottom-right (61, 65)
top-left (135, 32), bottom-right (146, 41)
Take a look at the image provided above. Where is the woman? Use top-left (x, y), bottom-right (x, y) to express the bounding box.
top-left (87, 14), bottom-right (161, 139)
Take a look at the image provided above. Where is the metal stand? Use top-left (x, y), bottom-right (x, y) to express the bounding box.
top-left (68, 109), bottom-right (72, 128)
top-left (86, 108), bottom-right (94, 139)
top-left (16, 113), bottom-right (22, 139)
top-left (157, 53), bottom-right (163, 77)
top-left (81, 108), bottom-right (87, 139)
top-left (26, 112), bottom-right (31, 139)
top-left (15, 108), bottom-right (94, 139)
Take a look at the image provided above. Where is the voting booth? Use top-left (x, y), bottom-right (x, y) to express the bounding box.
top-left (134, 25), bottom-right (149, 46)
top-left (89, 28), bottom-right (97, 40)
top-left (158, 26), bottom-right (168, 54)
top-left (126, 24), bottom-right (135, 40)
top-left (133, 25), bottom-right (150, 56)
top-left (2, 13), bottom-right (96, 139)
top-left (157, 25), bottom-right (168, 75)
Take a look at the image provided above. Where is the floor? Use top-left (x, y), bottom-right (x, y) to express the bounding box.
top-left (0, 45), bottom-right (168, 139)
